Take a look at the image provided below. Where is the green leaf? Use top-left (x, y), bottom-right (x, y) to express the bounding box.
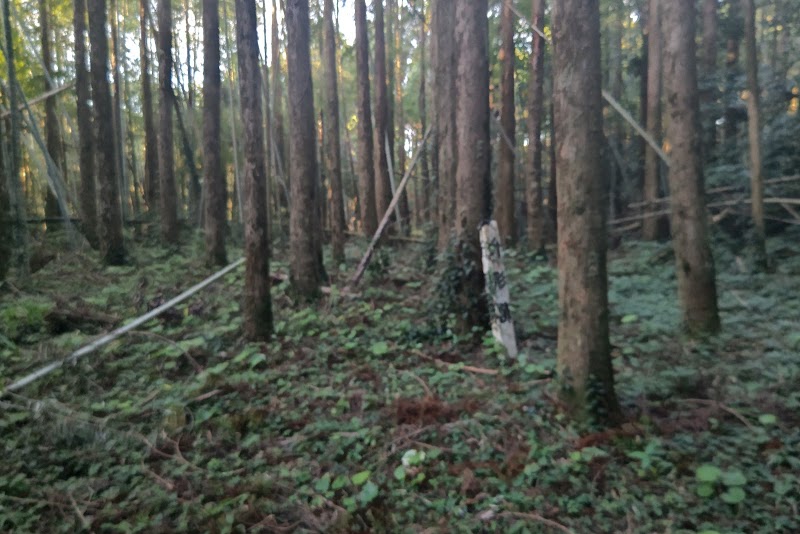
top-left (721, 486), bottom-right (746, 504)
top-left (721, 470), bottom-right (747, 487)
top-left (370, 341), bottom-right (390, 356)
top-left (358, 480), bottom-right (379, 505)
top-left (332, 475), bottom-right (348, 490)
top-left (758, 413), bottom-right (777, 425)
top-left (696, 483), bottom-right (715, 498)
top-left (351, 470), bottom-right (371, 486)
top-left (393, 466), bottom-right (406, 481)
top-left (621, 314), bottom-right (639, 324)
top-left (314, 474), bottom-right (331, 493)
top-left (696, 464), bottom-right (722, 483)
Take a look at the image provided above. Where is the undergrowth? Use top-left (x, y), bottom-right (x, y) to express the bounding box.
top-left (1, 228), bottom-right (798, 533)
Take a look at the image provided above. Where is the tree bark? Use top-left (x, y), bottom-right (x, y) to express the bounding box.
top-left (496, 0), bottom-right (516, 246)
top-left (392, 0), bottom-right (410, 235)
top-left (157, 0), bottom-right (179, 243)
top-left (553, 0), bottom-right (619, 423)
top-left (140, 0), bottom-right (158, 212)
top-left (88, 0), bottom-right (126, 264)
top-left (323, 0), bottom-right (346, 265)
top-left (701, 0), bottom-right (718, 159)
top-left (286, 0), bottom-right (323, 298)
top-left (434, 0), bottom-right (456, 250)
top-left (453, 0), bottom-right (490, 333)
top-left (662, 0), bottom-right (721, 335)
top-left (236, 0), bottom-right (273, 340)
top-left (642, 0), bottom-right (666, 240)
top-left (526, 0), bottom-right (546, 253)
top-left (742, 0), bottom-right (767, 266)
top-left (41, 0), bottom-right (64, 219)
top-left (0, 118), bottom-right (10, 280)
top-left (417, 6), bottom-right (431, 226)
top-left (373, 0), bottom-right (393, 229)
top-left (110, 0), bottom-right (128, 220)
top-left (203, 0), bottom-right (227, 266)
top-left (271, 0), bottom-right (288, 196)
top-left (354, 0), bottom-right (377, 236)
top-left (74, 0), bottom-right (98, 248)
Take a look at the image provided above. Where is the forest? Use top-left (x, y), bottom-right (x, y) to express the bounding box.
top-left (1, 0), bottom-right (799, 531)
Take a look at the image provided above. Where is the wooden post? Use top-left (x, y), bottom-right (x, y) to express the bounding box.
top-left (479, 220), bottom-right (518, 359)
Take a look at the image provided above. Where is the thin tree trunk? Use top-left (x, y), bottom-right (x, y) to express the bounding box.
top-left (158, 0), bottom-right (179, 243)
top-left (88, 0), bottom-right (126, 264)
top-left (203, 0), bottom-right (226, 265)
top-left (742, 0), bottom-right (767, 266)
top-left (74, 0), bottom-right (98, 247)
top-left (323, 0), bottom-right (345, 264)
top-left (373, 0), bottom-right (393, 228)
top-left (496, 0), bottom-right (516, 246)
top-left (41, 0), bottom-right (63, 219)
top-left (393, 0), bottom-right (410, 235)
top-left (271, 0), bottom-right (288, 192)
top-left (553, 0), bottom-right (619, 423)
top-left (701, 0), bottom-right (718, 158)
top-left (435, 0), bottom-right (456, 250)
top-left (354, 0), bottom-right (377, 236)
top-left (111, 0), bottom-right (129, 221)
top-left (236, 0), bottom-right (273, 340)
top-left (417, 6), bottom-right (430, 226)
top-left (526, 0), bottom-right (546, 253)
top-left (140, 0), bottom-right (158, 212)
top-left (0, 118), bottom-right (10, 279)
top-left (642, 0), bottom-right (666, 240)
top-left (453, 0), bottom-right (490, 333)
top-left (662, 0), bottom-right (721, 335)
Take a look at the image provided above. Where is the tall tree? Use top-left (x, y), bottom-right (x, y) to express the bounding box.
top-left (110, 0), bottom-right (127, 219)
top-left (203, 0), bottom-right (226, 266)
top-left (323, 0), bottom-right (345, 265)
top-left (453, 0), bottom-right (490, 332)
top-left (235, 0), bottom-right (272, 339)
top-left (526, 0), bottom-right (546, 253)
top-left (417, 5), bottom-right (431, 225)
top-left (271, 0), bottom-right (287, 190)
top-left (553, 0), bottom-right (619, 422)
top-left (0, 119), bottom-right (10, 280)
top-left (158, 0), bottom-right (179, 244)
top-left (373, 0), bottom-right (393, 226)
top-left (642, 0), bottom-right (666, 240)
top-left (354, 0), bottom-right (377, 236)
top-left (74, 0), bottom-right (98, 248)
top-left (701, 0), bottom-right (719, 157)
top-left (285, 0), bottom-right (324, 298)
top-left (662, 0), bottom-right (721, 335)
top-left (496, 0), bottom-right (516, 246)
top-left (434, 0), bottom-right (456, 250)
top-left (140, 0), bottom-right (158, 211)
top-left (41, 0), bottom-right (64, 219)
top-left (742, 0), bottom-right (767, 267)
top-left (88, 0), bottom-right (126, 264)
top-left (392, 0), bottom-right (411, 234)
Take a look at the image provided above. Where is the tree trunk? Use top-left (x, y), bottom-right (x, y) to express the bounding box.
top-left (354, 0), bottom-right (377, 236)
top-left (271, 0), bottom-right (288, 197)
top-left (323, 0), bottom-right (345, 265)
top-left (435, 0), bottom-right (456, 251)
top-left (373, 0), bottom-right (393, 228)
top-left (41, 0), bottom-right (64, 220)
top-left (110, 0), bottom-right (128, 221)
top-left (496, 0), bottom-right (516, 246)
top-left (742, 0), bottom-right (767, 266)
top-left (417, 6), bottom-right (431, 226)
top-left (203, 0), bottom-right (226, 266)
top-left (286, 0), bottom-right (323, 298)
top-left (553, 0), bottom-right (619, 423)
top-left (642, 0), bottom-right (666, 240)
top-left (74, 0), bottom-right (98, 248)
top-left (2, 0), bottom-right (28, 275)
top-left (88, 0), bottom-right (125, 264)
top-left (140, 0), bottom-right (158, 212)
top-left (236, 0), bottom-right (273, 340)
top-left (158, 0), bottom-right (178, 243)
top-left (453, 0), bottom-right (490, 333)
top-left (701, 0), bottom-right (718, 159)
top-left (723, 1), bottom-right (742, 150)
top-left (392, 0), bottom-right (410, 235)
top-left (526, 0), bottom-right (546, 253)
top-left (0, 118), bottom-right (10, 280)
top-left (662, 0), bottom-right (721, 335)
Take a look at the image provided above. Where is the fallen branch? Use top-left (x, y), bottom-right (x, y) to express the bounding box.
top-left (676, 398), bottom-right (755, 430)
top-left (412, 349), bottom-right (499, 376)
top-left (499, 511), bottom-right (575, 534)
top-left (349, 125), bottom-right (434, 287)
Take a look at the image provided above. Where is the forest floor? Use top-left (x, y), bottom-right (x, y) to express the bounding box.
top-left (1, 227), bottom-right (799, 533)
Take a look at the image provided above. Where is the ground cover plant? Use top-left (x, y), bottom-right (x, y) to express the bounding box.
top-left (1, 229), bottom-right (798, 533)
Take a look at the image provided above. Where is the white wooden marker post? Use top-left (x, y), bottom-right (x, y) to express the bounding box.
top-left (479, 221), bottom-right (518, 359)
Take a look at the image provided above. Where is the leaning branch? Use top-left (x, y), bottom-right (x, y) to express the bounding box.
top-left (0, 82), bottom-right (75, 119)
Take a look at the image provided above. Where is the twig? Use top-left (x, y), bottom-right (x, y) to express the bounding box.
top-left (68, 493), bottom-right (91, 530)
top-left (404, 370), bottom-right (434, 398)
top-left (411, 349), bottom-right (500, 376)
top-left (499, 511), bottom-right (575, 534)
top-left (676, 399), bottom-right (755, 430)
